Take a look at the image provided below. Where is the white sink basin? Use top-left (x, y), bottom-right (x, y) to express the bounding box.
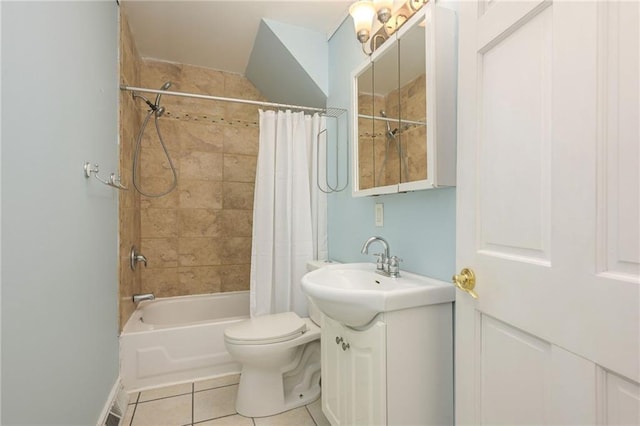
top-left (301, 263), bottom-right (455, 327)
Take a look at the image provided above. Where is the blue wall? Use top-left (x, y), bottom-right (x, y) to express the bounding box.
top-left (326, 17), bottom-right (456, 282)
top-left (1, 2), bottom-right (120, 424)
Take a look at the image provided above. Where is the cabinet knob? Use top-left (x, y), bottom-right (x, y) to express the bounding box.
top-left (342, 342), bottom-right (350, 351)
top-left (336, 336), bottom-right (343, 345)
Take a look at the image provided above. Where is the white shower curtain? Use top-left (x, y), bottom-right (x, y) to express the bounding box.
top-left (250, 110), bottom-right (327, 318)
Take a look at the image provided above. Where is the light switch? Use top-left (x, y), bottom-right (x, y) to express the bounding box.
top-left (375, 203), bottom-right (384, 227)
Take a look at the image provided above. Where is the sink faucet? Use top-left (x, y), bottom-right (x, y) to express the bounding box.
top-left (361, 236), bottom-right (390, 275)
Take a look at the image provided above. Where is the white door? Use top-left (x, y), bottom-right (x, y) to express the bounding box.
top-left (455, 1), bottom-right (640, 424)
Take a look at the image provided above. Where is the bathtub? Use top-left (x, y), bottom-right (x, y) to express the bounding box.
top-left (120, 291), bottom-right (249, 391)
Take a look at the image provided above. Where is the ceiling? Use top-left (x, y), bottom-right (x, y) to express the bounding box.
top-left (121, 0), bottom-right (353, 76)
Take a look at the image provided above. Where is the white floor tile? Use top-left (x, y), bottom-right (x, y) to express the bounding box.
top-left (195, 414), bottom-right (253, 426)
top-left (193, 385), bottom-right (238, 423)
top-left (194, 374), bottom-right (241, 392)
top-left (306, 398), bottom-right (330, 426)
top-left (131, 394), bottom-right (192, 426)
top-left (253, 407), bottom-right (316, 426)
top-left (138, 382), bottom-right (193, 402)
top-left (122, 404), bottom-right (135, 426)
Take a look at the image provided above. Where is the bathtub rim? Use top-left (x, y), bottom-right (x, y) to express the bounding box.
top-left (122, 290), bottom-right (250, 335)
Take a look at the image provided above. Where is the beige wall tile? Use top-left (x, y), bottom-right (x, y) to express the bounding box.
top-left (179, 209), bottom-right (222, 238)
top-left (180, 151), bottom-right (223, 181)
top-left (139, 177), bottom-right (179, 209)
top-left (141, 208), bottom-right (178, 238)
top-left (140, 267), bottom-right (181, 297)
top-left (223, 125), bottom-right (259, 155)
top-left (222, 182), bottom-right (254, 210)
top-left (181, 64), bottom-right (225, 97)
top-left (179, 180), bottom-right (223, 209)
top-left (178, 237), bottom-right (222, 266)
top-left (178, 120), bottom-right (225, 153)
top-left (221, 237), bottom-right (252, 264)
top-left (223, 154), bottom-right (256, 182)
top-left (221, 264), bottom-right (251, 292)
top-left (220, 210), bottom-right (252, 238)
top-left (178, 266), bottom-right (222, 294)
top-left (141, 238), bottom-right (178, 268)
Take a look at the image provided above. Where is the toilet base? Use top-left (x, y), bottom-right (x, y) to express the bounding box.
top-left (235, 341), bottom-right (321, 417)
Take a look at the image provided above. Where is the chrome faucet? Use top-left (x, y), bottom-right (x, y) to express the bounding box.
top-left (132, 293), bottom-right (155, 304)
top-left (361, 236), bottom-right (391, 275)
top-left (130, 246), bottom-right (147, 271)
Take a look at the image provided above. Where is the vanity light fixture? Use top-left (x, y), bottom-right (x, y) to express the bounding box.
top-left (349, 0), bottom-right (428, 55)
top-left (349, 0), bottom-right (376, 44)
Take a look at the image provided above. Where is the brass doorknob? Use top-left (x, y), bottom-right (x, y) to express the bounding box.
top-left (452, 268), bottom-right (478, 299)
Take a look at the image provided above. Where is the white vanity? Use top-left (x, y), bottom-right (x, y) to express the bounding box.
top-left (302, 263), bottom-right (455, 425)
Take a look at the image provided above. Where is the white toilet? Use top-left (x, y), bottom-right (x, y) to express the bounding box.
top-left (224, 261), bottom-right (327, 417)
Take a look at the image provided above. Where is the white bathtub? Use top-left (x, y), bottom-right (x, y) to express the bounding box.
top-left (120, 291), bottom-right (249, 391)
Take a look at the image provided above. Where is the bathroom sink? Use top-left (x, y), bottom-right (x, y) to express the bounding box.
top-left (301, 263), bottom-right (455, 327)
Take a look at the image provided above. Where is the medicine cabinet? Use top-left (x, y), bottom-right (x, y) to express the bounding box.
top-left (351, 3), bottom-right (457, 196)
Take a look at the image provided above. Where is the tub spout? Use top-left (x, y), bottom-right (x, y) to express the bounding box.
top-left (132, 293), bottom-right (155, 304)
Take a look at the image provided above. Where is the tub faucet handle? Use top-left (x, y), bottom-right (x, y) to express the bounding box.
top-left (130, 246), bottom-right (148, 271)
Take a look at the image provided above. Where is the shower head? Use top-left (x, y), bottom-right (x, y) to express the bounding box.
top-left (154, 81), bottom-right (172, 111)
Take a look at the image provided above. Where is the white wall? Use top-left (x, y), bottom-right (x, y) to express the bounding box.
top-left (1, 2), bottom-right (119, 424)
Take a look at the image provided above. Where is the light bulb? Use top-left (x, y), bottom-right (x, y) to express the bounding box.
top-left (349, 1), bottom-right (376, 43)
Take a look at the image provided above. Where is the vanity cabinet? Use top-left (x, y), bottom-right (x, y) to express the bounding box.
top-left (321, 316), bottom-right (386, 425)
top-left (351, 3), bottom-right (458, 196)
top-left (320, 304), bottom-right (453, 426)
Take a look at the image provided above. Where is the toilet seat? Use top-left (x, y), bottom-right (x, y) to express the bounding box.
top-left (224, 312), bottom-right (307, 345)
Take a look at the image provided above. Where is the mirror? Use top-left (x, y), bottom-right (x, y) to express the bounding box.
top-left (352, 3), bottom-right (457, 196)
top-left (353, 10), bottom-right (427, 195)
top-left (356, 41), bottom-right (401, 191)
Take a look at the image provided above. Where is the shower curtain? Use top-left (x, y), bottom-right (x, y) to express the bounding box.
top-left (250, 110), bottom-right (327, 318)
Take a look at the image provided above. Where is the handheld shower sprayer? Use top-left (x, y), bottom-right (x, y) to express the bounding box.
top-left (132, 81), bottom-right (172, 117)
top-left (154, 81), bottom-right (172, 114)
top-left (132, 81), bottom-right (178, 197)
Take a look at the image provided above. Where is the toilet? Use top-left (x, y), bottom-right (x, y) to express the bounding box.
top-left (224, 261), bottom-right (328, 417)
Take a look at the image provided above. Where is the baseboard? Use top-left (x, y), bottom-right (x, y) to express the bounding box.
top-left (97, 377), bottom-right (130, 426)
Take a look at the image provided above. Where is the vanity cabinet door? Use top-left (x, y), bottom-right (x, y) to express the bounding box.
top-left (321, 316), bottom-right (344, 425)
top-left (343, 321), bottom-right (387, 426)
top-left (321, 316), bottom-right (387, 426)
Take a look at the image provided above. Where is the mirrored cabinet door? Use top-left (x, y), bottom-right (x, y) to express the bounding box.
top-left (351, 3), bottom-right (458, 197)
top-left (397, 19), bottom-right (427, 185)
top-left (372, 40), bottom-right (400, 189)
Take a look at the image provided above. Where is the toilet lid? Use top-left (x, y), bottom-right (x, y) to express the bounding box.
top-left (224, 312), bottom-right (307, 345)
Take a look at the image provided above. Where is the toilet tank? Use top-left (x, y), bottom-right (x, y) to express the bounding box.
top-left (305, 260), bottom-right (335, 325)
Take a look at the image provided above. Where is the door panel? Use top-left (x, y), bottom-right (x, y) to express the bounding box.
top-left (456, 0), bottom-right (640, 424)
top-left (479, 5), bottom-right (551, 263)
top-left (481, 315), bottom-right (550, 424)
top-left (598, 0), bottom-right (639, 280)
top-left (604, 373), bottom-right (640, 425)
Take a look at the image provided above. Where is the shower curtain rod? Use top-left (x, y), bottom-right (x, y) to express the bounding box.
top-left (120, 85), bottom-right (346, 117)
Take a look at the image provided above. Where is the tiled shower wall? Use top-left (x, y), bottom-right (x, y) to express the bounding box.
top-left (135, 59), bottom-right (263, 299)
top-left (118, 11), bottom-right (266, 330)
top-left (119, 10), bottom-right (142, 329)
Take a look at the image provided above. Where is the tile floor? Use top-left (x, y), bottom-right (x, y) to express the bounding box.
top-left (122, 374), bottom-right (330, 426)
